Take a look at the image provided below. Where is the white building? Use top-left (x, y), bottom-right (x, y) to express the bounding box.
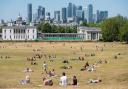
top-left (2, 16), bottom-right (37, 41)
top-left (77, 26), bottom-right (101, 41)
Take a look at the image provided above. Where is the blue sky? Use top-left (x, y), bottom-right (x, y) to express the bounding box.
top-left (0, 0), bottom-right (127, 21)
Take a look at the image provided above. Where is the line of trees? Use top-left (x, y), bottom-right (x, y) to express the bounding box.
top-left (101, 16), bottom-right (128, 43)
top-left (37, 23), bottom-right (77, 33)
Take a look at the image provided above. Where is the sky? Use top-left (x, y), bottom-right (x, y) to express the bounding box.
top-left (0, 0), bottom-right (127, 21)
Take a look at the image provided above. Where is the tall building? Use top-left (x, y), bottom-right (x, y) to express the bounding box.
top-left (73, 4), bottom-right (77, 17)
top-left (54, 11), bottom-right (60, 22)
top-left (87, 4), bottom-right (93, 23)
top-left (37, 6), bottom-right (45, 21)
top-left (62, 8), bottom-right (67, 23)
top-left (45, 12), bottom-right (51, 21)
top-left (96, 10), bottom-right (108, 23)
top-left (76, 10), bottom-right (83, 23)
top-left (96, 10), bottom-right (100, 23)
top-left (77, 6), bottom-right (82, 10)
top-left (68, 3), bottom-right (73, 18)
top-left (27, 3), bottom-right (32, 23)
top-left (84, 7), bottom-right (88, 22)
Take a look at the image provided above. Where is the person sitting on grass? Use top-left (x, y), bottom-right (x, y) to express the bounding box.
top-left (72, 76), bottom-right (77, 85)
top-left (59, 72), bottom-right (68, 87)
top-left (20, 75), bottom-right (30, 85)
top-left (43, 78), bottom-right (53, 86)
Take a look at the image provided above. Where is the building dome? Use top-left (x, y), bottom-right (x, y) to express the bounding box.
top-left (17, 15), bottom-right (22, 21)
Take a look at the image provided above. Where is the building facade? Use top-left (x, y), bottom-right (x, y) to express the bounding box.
top-left (77, 26), bottom-right (101, 41)
top-left (2, 16), bottom-right (37, 41)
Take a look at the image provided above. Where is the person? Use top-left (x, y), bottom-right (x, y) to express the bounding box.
top-left (88, 78), bottom-right (102, 83)
top-left (43, 78), bottom-right (53, 86)
top-left (51, 69), bottom-right (56, 76)
top-left (24, 68), bottom-right (33, 73)
top-left (72, 76), bottom-right (77, 85)
top-left (20, 75), bottom-right (30, 85)
top-left (59, 72), bottom-right (68, 87)
top-left (25, 75), bottom-right (30, 83)
top-left (43, 61), bottom-right (48, 73)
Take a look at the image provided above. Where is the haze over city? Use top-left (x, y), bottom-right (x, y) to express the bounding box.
top-left (0, 0), bottom-right (127, 21)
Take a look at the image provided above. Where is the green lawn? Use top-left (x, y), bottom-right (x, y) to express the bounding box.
top-left (0, 42), bottom-right (128, 89)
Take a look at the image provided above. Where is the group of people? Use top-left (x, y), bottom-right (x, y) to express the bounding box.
top-left (43, 72), bottom-right (78, 86)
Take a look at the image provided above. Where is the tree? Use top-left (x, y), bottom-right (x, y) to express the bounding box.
top-left (37, 22), bottom-right (77, 33)
top-left (80, 22), bottom-right (89, 27)
top-left (119, 22), bottom-right (128, 43)
top-left (101, 16), bottom-right (127, 42)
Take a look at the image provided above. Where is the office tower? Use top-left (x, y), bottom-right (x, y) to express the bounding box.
top-left (96, 10), bottom-right (100, 23)
top-left (33, 13), bottom-right (38, 23)
top-left (45, 12), bottom-right (51, 20)
top-left (37, 6), bottom-right (45, 21)
top-left (87, 4), bottom-right (93, 23)
top-left (73, 4), bottom-right (77, 17)
top-left (76, 10), bottom-right (83, 23)
top-left (68, 3), bottom-right (73, 18)
top-left (27, 3), bottom-right (32, 23)
top-left (93, 14), bottom-right (96, 23)
top-left (96, 10), bottom-right (108, 23)
top-left (62, 7), bottom-right (67, 23)
top-left (77, 6), bottom-right (82, 10)
top-left (84, 7), bottom-right (88, 22)
top-left (54, 11), bottom-right (60, 22)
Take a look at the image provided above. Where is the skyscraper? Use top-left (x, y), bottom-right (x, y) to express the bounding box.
top-left (62, 7), bottom-right (67, 23)
top-left (87, 4), bottom-right (93, 23)
top-left (73, 4), bottom-right (77, 17)
top-left (68, 3), bottom-right (73, 18)
top-left (96, 10), bottom-right (108, 23)
top-left (37, 6), bottom-right (45, 21)
top-left (54, 11), bottom-right (60, 22)
top-left (27, 3), bottom-right (32, 23)
top-left (77, 6), bottom-right (82, 10)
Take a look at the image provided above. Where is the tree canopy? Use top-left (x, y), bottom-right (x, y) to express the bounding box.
top-left (101, 15), bottom-right (128, 42)
top-left (37, 22), bottom-right (77, 33)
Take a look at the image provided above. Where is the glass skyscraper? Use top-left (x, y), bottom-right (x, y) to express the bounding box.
top-left (87, 4), bottom-right (93, 23)
top-left (68, 3), bottom-right (73, 18)
top-left (37, 6), bottom-right (45, 21)
top-left (27, 3), bottom-right (32, 23)
top-left (54, 11), bottom-right (60, 22)
top-left (62, 7), bottom-right (67, 23)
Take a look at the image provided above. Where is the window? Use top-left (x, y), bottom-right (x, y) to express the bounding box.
top-left (4, 36), bottom-right (6, 39)
top-left (28, 30), bottom-right (29, 33)
top-left (33, 35), bottom-right (34, 39)
top-left (33, 30), bottom-right (35, 33)
top-left (4, 30), bottom-right (6, 33)
top-left (10, 30), bottom-right (11, 33)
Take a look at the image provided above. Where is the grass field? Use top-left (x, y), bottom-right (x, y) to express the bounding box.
top-left (0, 42), bottom-right (128, 89)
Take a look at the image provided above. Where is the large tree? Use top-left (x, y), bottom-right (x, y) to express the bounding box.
top-left (37, 22), bottom-right (77, 33)
top-left (101, 16), bottom-right (127, 42)
top-left (119, 22), bottom-right (128, 43)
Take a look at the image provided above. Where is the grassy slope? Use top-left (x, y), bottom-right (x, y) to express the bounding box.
top-left (0, 42), bottom-right (128, 89)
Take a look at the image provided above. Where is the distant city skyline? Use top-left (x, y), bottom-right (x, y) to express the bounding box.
top-left (0, 0), bottom-right (127, 21)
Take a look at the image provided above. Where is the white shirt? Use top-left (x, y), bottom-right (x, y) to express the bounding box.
top-left (43, 64), bottom-right (47, 70)
top-left (60, 76), bottom-right (67, 86)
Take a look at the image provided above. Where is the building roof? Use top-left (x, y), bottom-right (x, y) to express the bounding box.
top-left (77, 26), bottom-right (101, 32)
top-left (2, 25), bottom-right (36, 29)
